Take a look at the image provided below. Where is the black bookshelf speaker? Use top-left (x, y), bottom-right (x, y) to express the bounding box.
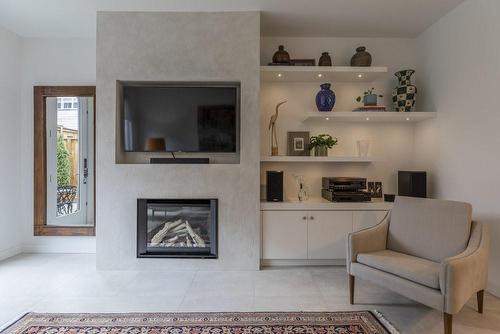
top-left (266, 171), bottom-right (283, 202)
top-left (398, 171), bottom-right (427, 198)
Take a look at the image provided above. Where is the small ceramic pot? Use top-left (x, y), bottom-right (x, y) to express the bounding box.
top-left (350, 46), bottom-right (372, 67)
top-left (314, 146), bottom-right (328, 156)
top-left (318, 52), bottom-right (332, 66)
top-left (272, 45), bottom-right (290, 64)
top-left (363, 94), bottom-right (378, 106)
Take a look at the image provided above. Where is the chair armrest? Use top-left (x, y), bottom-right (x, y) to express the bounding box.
top-left (440, 221), bottom-right (490, 314)
top-left (346, 212), bottom-right (390, 273)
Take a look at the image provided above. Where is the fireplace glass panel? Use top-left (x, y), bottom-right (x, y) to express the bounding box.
top-left (137, 199), bottom-right (217, 258)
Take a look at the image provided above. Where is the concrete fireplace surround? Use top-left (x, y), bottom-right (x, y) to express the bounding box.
top-left (96, 12), bottom-right (260, 270)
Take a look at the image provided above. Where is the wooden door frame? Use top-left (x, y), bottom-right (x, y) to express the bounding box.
top-left (34, 86), bottom-right (96, 236)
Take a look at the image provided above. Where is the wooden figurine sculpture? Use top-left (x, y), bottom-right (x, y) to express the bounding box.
top-left (268, 100), bottom-right (287, 156)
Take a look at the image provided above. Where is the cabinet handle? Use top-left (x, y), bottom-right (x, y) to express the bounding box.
top-left (309, 216), bottom-right (314, 220)
top-left (302, 216), bottom-right (307, 220)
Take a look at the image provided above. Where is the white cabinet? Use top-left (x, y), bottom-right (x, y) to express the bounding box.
top-left (262, 209), bottom-right (390, 261)
top-left (352, 211), bottom-right (388, 232)
top-left (261, 210), bottom-right (308, 259)
top-left (307, 211), bottom-right (353, 259)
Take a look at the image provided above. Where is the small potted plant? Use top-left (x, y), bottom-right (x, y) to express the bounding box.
top-left (309, 134), bottom-right (338, 156)
top-left (356, 88), bottom-right (383, 106)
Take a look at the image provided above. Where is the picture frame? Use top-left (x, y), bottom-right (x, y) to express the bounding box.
top-left (368, 181), bottom-right (383, 198)
top-left (287, 131), bottom-right (310, 156)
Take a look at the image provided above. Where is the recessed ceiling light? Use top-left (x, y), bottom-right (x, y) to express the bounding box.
top-left (277, 73), bottom-right (282, 78)
top-left (358, 74), bottom-right (363, 78)
top-left (406, 117), bottom-right (411, 121)
top-left (318, 73), bottom-right (323, 78)
top-left (366, 117), bottom-right (370, 121)
top-left (326, 117), bottom-right (329, 120)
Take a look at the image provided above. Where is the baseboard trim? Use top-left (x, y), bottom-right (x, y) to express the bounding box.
top-left (488, 280), bottom-right (500, 298)
top-left (0, 245), bottom-right (22, 262)
top-left (261, 259), bottom-right (346, 267)
top-left (22, 239), bottom-right (96, 254)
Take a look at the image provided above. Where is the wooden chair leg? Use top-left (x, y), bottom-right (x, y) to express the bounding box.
top-left (443, 313), bottom-right (452, 334)
top-left (477, 290), bottom-right (484, 314)
top-left (348, 274), bottom-right (355, 305)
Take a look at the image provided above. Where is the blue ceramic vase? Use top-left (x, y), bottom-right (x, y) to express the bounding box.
top-left (315, 83), bottom-right (335, 112)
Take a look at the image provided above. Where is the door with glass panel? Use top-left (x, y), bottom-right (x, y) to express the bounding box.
top-left (46, 96), bottom-right (94, 226)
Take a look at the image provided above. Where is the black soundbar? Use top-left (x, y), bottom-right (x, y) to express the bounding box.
top-left (150, 158), bottom-right (210, 164)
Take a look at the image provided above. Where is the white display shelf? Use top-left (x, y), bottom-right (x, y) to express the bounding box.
top-left (261, 65), bottom-right (388, 82)
top-left (301, 111), bottom-right (437, 123)
top-left (260, 156), bottom-right (373, 163)
top-left (260, 198), bottom-right (393, 211)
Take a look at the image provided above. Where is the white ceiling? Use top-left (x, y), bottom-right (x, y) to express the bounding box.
top-left (0, 0), bottom-right (465, 38)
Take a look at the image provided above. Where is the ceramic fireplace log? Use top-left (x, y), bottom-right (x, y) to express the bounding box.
top-left (185, 221), bottom-right (206, 247)
top-left (171, 222), bottom-right (187, 232)
top-left (165, 235), bottom-right (179, 243)
top-left (188, 234), bottom-right (197, 246)
top-left (149, 219), bottom-right (207, 248)
top-left (150, 219), bottom-right (183, 246)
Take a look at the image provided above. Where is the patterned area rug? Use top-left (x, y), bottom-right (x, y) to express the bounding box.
top-left (2, 311), bottom-right (399, 334)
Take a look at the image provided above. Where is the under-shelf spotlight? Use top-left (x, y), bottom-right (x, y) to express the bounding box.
top-left (366, 117), bottom-right (370, 121)
top-left (277, 73), bottom-right (282, 78)
top-left (326, 117), bottom-right (330, 120)
top-left (358, 74), bottom-right (363, 78)
top-left (406, 117), bottom-right (411, 121)
top-left (318, 73), bottom-right (323, 78)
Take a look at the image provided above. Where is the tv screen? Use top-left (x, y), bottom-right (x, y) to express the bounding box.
top-left (121, 83), bottom-right (239, 153)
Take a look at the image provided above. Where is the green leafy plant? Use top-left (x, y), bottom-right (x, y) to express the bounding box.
top-left (57, 134), bottom-right (71, 187)
top-left (309, 134), bottom-right (338, 150)
top-left (356, 87), bottom-right (383, 102)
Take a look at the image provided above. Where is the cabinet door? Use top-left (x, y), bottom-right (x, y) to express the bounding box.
top-left (262, 211), bottom-right (308, 259)
top-left (307, 211), bottom-right (353, 259)
top-left (352, 211), bottom-right (388, 232)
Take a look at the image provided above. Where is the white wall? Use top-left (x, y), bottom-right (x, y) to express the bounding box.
top-left (261, 37), bottom-right (418, 199)
top-left (415, 0), bottom-right (500, 295)
top-left (19, 37), bottom-right (96, 253)
top-left (0, 25), bottom-right (23, 260)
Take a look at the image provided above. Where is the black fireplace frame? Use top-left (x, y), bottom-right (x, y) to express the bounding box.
top-left (137, 198), bottom-right (218, 259)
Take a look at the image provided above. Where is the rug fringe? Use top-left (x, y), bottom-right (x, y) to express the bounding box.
top-left (0, 312), bottom-right (30, 333)
top-left (372, 310), bottom-right (400, 334)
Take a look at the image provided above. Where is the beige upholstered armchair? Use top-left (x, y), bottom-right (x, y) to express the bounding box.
top-left (347, 196), bottom-right (489, 334)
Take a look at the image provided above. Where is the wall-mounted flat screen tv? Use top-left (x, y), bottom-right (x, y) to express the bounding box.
top-left (120, 82), bottom-right (239, 153)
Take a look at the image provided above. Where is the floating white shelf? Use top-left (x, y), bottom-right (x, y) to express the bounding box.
top-left (260, 198), bottom-right (393, 211)
top-left (261, 65), bottom-right (388, 83)
top-left (301, 111), bottom-right (437, 123)
top-left (260, 156), bottom-right (372, 163)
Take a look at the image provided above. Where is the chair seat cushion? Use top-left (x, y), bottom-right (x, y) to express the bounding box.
top-left (357, 250), bottom-right (441, 289)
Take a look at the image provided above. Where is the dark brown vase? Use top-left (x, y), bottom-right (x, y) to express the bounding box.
top-left (272, 45), bottom-right (290, 64)
top-left (318, 52), bottom-right (332, 66)
top-left (350, 46), bottom-right (372, 67)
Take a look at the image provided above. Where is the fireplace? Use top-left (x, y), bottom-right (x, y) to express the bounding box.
top-left (137, 199), bottom-right (218, 258)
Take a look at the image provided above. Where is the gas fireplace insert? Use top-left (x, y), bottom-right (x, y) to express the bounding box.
top-left (137, 199), bottom-right (218, 258)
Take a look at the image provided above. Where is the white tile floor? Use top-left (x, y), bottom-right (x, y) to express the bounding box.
top-left (1, 253), bottom-right (500, 333)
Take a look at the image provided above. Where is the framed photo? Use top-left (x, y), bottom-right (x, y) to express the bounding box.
top-left (287, 131), bottom-right (310, 156)
top-left (368, 181), bottom-right (383, 198)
